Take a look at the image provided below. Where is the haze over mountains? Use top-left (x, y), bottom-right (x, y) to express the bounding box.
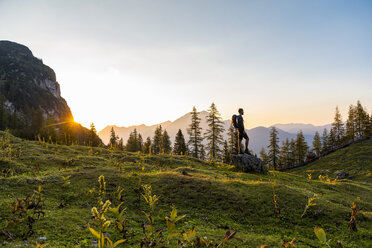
top-left (98, 112), bottom-right (328, 154)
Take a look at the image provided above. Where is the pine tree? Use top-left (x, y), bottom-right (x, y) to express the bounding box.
top-left (109, 127), bottom-right (118, 148)
top-left (204, 103), bottom-right (225, 160)
top-left (296, 130), bottom-right (308, 164)
top-left (321, 128), bottom-right (328, 153)
top-left (278, 138), bottom-right (290, 169)
top-left (312, 131), bottom-right (321, 156)
top-left (267, 127), bottom-right (280, 170)
top-left (259, 147), bottom-right (268, 165)
top-left (126, 130), bottom-right (135, 152)
top-left (228, 125), bottom-right (239, 154)
top-left (345, 104), bottom-right (356, 141)
top-left (222, 140), bottom-right (231, 163)
top-left (355, 100), bottom-right (368, 137)
top-left (199, 144), bottom-right (206, 160)
top-left (126, 129), bottom-right (143, 152)
top-left (173, 129), bottom-right (187, 155)
top-left (327, 128), bottom-right (336, 150)
top-left (138, 134), bottom-right (143, 152)
top-left (331, 106), bottom-right (345, 145)
top-left (152, 125), bottom-right (163, 154)
top-left (187, 107), bottom-right (203, 158)
top-left (118, 138), bottom-right (124, 151)
top-left (88, 123), bottom-right (101, 147)
top-left (143, 137), bottom-right (152, 154)
top-left (288, 138), bottom-right (296, 166)
top-left (162, 130), bottom-right (171, 154)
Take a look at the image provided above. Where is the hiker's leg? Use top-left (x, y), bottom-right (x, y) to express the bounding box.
top-left (238, 138), bottom-right (243, 153)
top-left (245, 136), bottom-right (249, 149)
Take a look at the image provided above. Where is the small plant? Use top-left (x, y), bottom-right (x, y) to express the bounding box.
top-left (109, 186), bottom-right (129, 239)
top-left (216, 230), bottom-right (242, 247)
top-left (349, 202), bottom-right (360, 232)
top-left (165, 205), bottom-right (186, 244)
top-left (7, 185), bottom-right (45, 238)
top-left (61, 175), bottom-right (71, 188)
top-left (272, 181), bottom-right (280, 218)
top-left (318, 175), bottom-right (337, 184)
top-left (141, 185), bottom-right (162, 247)
top-left (180, 227), bottom-right (214, 247)
top-left (89, 200), bottom-right (126, 248)
top-left (98, 175), bottom-right (106, 205)
top-left (88, 175), bottom-right (125, 248)
top-left (314, 226), bottom-right (331, 248)
top-left (35, 240), bottom-right (48, 248)
top-left (307, 174), bottom-right (312, 181)
top-left (1, 168), bottom-right (13, 177)
top-left (301, 194), bottom-right (318, 218)
top-left (282, 237), bottom-right (296, 247)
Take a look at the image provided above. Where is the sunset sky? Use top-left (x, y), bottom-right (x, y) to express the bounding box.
top-left (1, 0), bottom-right (371, 131)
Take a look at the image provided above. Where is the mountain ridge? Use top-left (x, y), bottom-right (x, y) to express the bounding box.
top-left (98, 112), bottom-right (321, 154)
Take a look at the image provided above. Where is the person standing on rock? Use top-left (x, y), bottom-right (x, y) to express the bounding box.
top-left (232, 108), bottom-right (250, 154)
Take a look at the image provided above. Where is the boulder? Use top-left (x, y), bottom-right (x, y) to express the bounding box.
top-left (231, 154), bottom-right (267, 173)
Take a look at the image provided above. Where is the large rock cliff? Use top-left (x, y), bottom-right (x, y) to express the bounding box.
top-left (0, 40), bottom-right (73, 126)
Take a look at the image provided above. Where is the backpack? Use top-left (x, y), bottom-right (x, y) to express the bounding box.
top-left (231, 115), bottom-right (238, 128)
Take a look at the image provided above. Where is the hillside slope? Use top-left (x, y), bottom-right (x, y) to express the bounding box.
top-left (0, 131), bottom-right (371, 247)
top-left (290, 138), bottom-right (372, 182)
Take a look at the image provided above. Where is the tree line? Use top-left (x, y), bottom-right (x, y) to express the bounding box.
top-left (261, 100), bottom-right (372, 170)
top-left (108, 103), bottom-right (240, 162)
top-left (0, 92), bottom-right (103, 147)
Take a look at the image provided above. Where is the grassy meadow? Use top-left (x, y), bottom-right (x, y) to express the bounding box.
top-left (0, 131), bottom-right (371, 247)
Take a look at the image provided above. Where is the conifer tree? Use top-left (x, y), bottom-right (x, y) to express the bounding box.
top-left (259, 147), bottom-right (268, 165)
top-left (278, 138), bottom-right (290, 169)
top-left (228, 125), bottom-right (239, 154)
top-left (331, 106), bottom-right (345, 145)
top-left (327, 128), bottom-right (336, 150)
top-left (88, 123), bottom-right (101, 147)
top-left (152, 125), bottom-right (163, 154)
top-left (296, 130), bottom-right (308, 164)
top-left (187, 107), bottom-right (203, 158)
top-left (162, 130), bottom-right (172, 154)
top-left (118, 138), bottom-right (124, 151)
top-left (138, 134), bottom-right (143, 152)
top-left (109, 127), bottom-right (118, 148)
top-left (126, 129), bottom-right (140, 152)
top-left (355, 100), bottom-right (368, 137)
top-left (312, 131), bottom-right (321, 156)
top-left (288, 138), bottom-right (296, 166)
top-left (204, 103), bottom-right (225, 160)
top-left (346, 104), bottom-right (356, 141)
top-left (222, 140), bottom-right (231, 163)
top-left (143, 137), bottom-right (152, 154)
top-left (321, 128), bottom-right (329, 153)
top-left (173, 129), bottom-right (187, 155)
top-left (199, 144), bottom-right (206, 160)
top-left (267, 127), bottom-right (280, 170)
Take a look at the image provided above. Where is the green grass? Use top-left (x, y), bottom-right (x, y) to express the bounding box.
top-left (0, 131), bottom-right (371, 247)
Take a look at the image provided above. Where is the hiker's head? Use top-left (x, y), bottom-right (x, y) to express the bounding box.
top-left (238, 108), bottom-right (244, 115)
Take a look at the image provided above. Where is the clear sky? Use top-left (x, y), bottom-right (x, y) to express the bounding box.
top-left (1, 0), bottom-right (371, 131)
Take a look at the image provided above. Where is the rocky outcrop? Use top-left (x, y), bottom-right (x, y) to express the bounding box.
top-left (0, 40), bottom-right (73, 124)
top-left (231, 154), bottom-right (268, 173)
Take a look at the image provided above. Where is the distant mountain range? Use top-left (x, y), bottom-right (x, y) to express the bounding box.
top-left (98, 112), bottom-right (330, 154)
top-left (271, 123), bottom-right (332, 135)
